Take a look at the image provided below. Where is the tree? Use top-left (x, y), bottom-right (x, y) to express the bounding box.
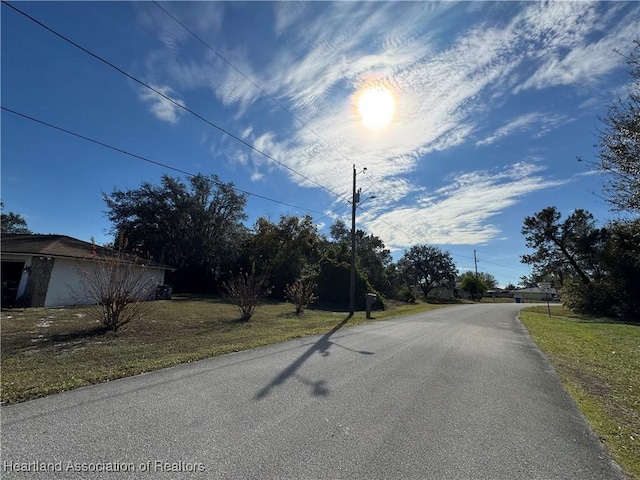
top-left (242, 215), bottom-right (321, 299)
top-left (221, 268), bottom-right (272, 322)
top-left (76, 247), bottom-right (156, 332)
top-left (596, 39), bottom-right (640, 214)
top-left (1, 202), bottom-right (32, 234)
top-left (557, 219), bottom-right (640, 320)
top-left (315, 257), bottom-right (374, 310)
top-left (328, 219), bottom-right (394, 296)
top-left (518, 275), bottom-right (539, 289)
top-left (397, 245), bottom-right (457, 297)
top-left (354, 230), bottom-right (394, 295)
top-left (477, 272), bottom-right (498, 290)
top-left (459, 271), bottom-right (495, 300)
top-left (521, 207), bottom-right (605, 287)
top-left (520, 207), bottom-right (640, 319)
top-left (521, 249), bottom-right (571, 289)
top-left (104, 174), bottom-right (247, 293)
top-left (598, 218), bottom-right (640, 320)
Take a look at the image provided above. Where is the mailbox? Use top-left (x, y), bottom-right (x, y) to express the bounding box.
top-left (366, 293), bottom-right (377, 319)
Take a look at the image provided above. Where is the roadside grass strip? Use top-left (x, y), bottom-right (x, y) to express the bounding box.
top-left (520, 307), bottom-right (639, 479)
top-left (1, 296), bottom-right (444, 404)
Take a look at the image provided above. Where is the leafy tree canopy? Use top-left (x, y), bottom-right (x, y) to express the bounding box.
top-left (521, 207), bottom-right (605, 287)
top-left (104, 174), bottom-right (247, 292)
top-left (397, 245), bottom-right (457, 296)
top-left (596, 39), bottom-right (640, 214)
top-left (1, 202), bottom-right (32, 234)
top-left (477, 271), bottom-right (498, 290)
top-left (328, 219), bottom-right (394, 295)
top-left (243, 214), bottom-right (321, 298)
top-left (521, 207), bottom-right (640, 320)
top-left (459, 271), bottom-right (487, 300)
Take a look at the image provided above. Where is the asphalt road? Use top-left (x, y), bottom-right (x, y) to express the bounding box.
top-left (1, 303), bottom-right (625, 479)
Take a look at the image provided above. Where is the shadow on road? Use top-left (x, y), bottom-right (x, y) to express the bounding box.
top-left (254, 314), bottom-right (373, 400)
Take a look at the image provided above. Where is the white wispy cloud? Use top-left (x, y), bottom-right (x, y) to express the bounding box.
top-left (251, 3), bottom-right (526, 189)
top-left (250, 171), bottom-right (264, 182)
top-left (363, 163), bottom-right (568, 249)
top-left (574, 170), bottom-right (601, 178)
top-left (476, 112), bottom-right (569, 146)
top-left (136, 1), bottom-right (637, 245)
top-left (514, 2), bottom-right (638, 92)
top-left (138, 85), bottom-right (185, 124)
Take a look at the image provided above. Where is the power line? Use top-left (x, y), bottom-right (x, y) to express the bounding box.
top-left (152, 1), bottom-right (354, 169)
top-left (475, 257), bottom-right (531, 273)
top-left (152, 0), bottom-right (419, 200)
top-left (357, 203), bottom-right (464, 250)
top-left (4, 1), bottom-right (426, 246)
top-left (6, 98), bottom-right (531, 268)
top-left (314, 202), bottom-right (351, 225)
top-left (3, 1), bottom-right (526, 260)
top-left (446, 251), bottom-right (476, 261)
top-left (1, 106), bottom-right (328, 216)
top-left (1, 1), bottom-right (351, 205)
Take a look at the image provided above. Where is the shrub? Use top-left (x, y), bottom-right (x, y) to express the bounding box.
top-left (77, 250), bottom-right (156, 332)
top-left (221, 269), bottom-right (272, 321)
top-left (397, 285), bottom-right (416, 303)
top-left (562, 279), bottom-right (618, 318)
top-left (284, 276), bottom-right (319, 315)
top-left (315, 258), bottom-right (378, 309)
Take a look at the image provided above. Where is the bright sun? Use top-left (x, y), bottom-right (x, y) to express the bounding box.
top-left (357, 87), bottom-right (396, 129)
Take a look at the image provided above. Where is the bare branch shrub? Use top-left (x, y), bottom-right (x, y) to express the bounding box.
top-left (77, 249), bottom-right (156, 332)
top-left (222, 269), bottom-right (272, 322)
top-left (284, 276), bottom-right (318, 315)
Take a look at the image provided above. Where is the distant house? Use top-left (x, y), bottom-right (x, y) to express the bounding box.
top-left (1, 234), bottom-right (172, 308)
top-left (427, 285), bottom-right (455, 300)
top-left (513, 287), bottom-right (559, 303)
top-left (486, 288), bottom-right (514, 299)
top-left (408, 283), bottom-right (456, 300)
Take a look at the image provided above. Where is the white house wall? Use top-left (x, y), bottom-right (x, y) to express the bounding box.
top-left (44, 258), bottom-right (166, 307)
top-left (45, 258), bottom-right (87, 307)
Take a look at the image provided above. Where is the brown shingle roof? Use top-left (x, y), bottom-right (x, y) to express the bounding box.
top-left (1, 234), bottom-right (171, 269)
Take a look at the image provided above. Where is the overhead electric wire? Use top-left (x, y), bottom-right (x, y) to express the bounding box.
top-left (4, 1), bottom-right (521, 262)
top-left (475, 257), bottom-right (531, 273)
top-left (3, 0), bottom-right (421, 247)
top-left (152, 1), bottom-right (354, 169)
top-left (153, 0), bottom-right (422, 210)
top-left (153, 0), bottom-right (423, 198)
top-left (357, 204), bottom-right (427, 246)
top-left (1, 106), bottom-right (328, 216)
top-left (5, 100), bottom-right (527, 274)
top-left (1, 1), bottom-right (351, 205)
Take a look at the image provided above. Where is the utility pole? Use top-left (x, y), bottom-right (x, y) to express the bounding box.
top-left (474, 249), bottom-right (479, 301)
top-left (349, 165), bottom-right (358, 316)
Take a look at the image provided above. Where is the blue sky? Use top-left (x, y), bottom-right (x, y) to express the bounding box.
top-left (2, 1), bottom-right (639, 288)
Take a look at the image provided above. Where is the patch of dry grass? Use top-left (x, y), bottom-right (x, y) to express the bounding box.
top-left (1, 296), bottom-right (444, 404)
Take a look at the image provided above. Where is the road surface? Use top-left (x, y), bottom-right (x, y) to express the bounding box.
top-left (1, 303), bottom-right (624, 479)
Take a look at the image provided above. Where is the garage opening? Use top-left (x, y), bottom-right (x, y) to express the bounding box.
top-left (1, 261), bottom-right (25, 307)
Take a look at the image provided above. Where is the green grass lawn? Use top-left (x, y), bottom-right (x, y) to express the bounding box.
top-left (520, 306), bottom-right (640, 479)
top-left (1, 296), bottom-right (445, 404)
